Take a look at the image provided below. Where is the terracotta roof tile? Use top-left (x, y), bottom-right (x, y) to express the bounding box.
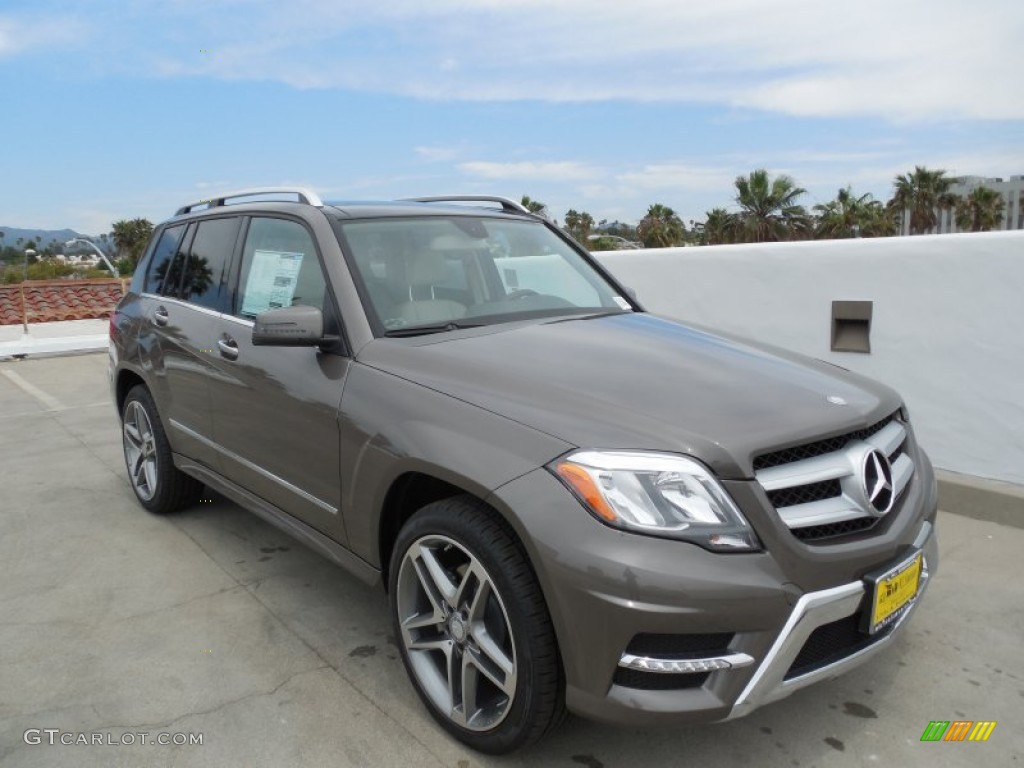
top-left (0, 279), bottom-right (125, 326)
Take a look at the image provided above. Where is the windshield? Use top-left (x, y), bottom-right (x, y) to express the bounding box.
top-left (337, 217), bottom-right (631, 335)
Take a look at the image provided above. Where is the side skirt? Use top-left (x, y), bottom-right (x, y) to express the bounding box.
top-left (174, 454), bottom-right (382, 588)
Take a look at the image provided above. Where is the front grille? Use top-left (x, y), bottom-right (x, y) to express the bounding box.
top-left (754, 414), bottom-right (895, 471)
top-left (767, 479), bottom-right (842, 509)
top-left (790, 517), bottom-right (878, 542)
top-left (785, 612), bottom-right (894, 680)
top-left (753, 411), bottom-right (914, 544)
top-left (613, 668), bottom-right (710, 690)
top-left (624, 632), bottom-right (734, 659)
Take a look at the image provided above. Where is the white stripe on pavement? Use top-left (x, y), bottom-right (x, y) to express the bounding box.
top-left (1, 369), bottom-right (65, 411)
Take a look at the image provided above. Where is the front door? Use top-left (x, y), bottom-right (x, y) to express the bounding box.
top-left (205, 216), bottom-right (350, 540)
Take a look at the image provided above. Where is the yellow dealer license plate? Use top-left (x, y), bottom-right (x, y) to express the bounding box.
top-left (867, 551), bottom-right (922, 635)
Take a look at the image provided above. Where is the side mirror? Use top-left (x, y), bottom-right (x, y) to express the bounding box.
top-left (252, 305), bottom-right (325, 347)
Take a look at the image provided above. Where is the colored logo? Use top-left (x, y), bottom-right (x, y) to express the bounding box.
top-left (920, 720), bottom-right (997, 742)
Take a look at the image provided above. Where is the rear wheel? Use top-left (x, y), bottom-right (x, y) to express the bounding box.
top-left (121, 385), bottom-right (202, 513)
top-left (389, 496), bottom-right (565, 753)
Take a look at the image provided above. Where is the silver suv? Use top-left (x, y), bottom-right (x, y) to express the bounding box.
top-left (110, 188), bottom-right (938, 754)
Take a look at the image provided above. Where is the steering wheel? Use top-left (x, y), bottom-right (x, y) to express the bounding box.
top-left (505, 289), bottom-right (540, 301)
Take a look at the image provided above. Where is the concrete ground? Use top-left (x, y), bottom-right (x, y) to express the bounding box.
top-left (1, 352), bottom-right (1021, 768)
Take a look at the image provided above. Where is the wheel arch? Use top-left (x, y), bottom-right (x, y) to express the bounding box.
top-left (378, 470), bottom-right (482, 587)
top-left (115, 367), bottom-right (147, 416)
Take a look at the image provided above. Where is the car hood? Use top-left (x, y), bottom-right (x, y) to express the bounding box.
top-left (356, 313), bottom-right (901, 479)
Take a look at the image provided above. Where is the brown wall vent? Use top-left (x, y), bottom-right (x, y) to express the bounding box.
top-left (831, 300), bottom-right (873, 353)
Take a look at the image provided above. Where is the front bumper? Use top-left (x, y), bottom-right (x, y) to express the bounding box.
top-left (487, 456), bottom-right (939, 726)
top-left (726, 519), bottom-right (936, 720)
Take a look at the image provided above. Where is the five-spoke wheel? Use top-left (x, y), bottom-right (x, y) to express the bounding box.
top-left (120, 385), bottom-right (202, 514)
top-left (396, 535), bottom-right (517, 731)
top-left (389, 496), bottom-right (565, 753)
top-left (123, 400), bottom-right (159, 501)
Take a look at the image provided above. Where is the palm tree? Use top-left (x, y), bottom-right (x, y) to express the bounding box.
top-left (814, 187), bottom-right (892, 239)
top-left (563, 209), bottom-right (595, 243)
top-left (520, 195), bottom-right (547, 214)
top-left (955, 186), bottom-right (1005, 232)
top-left (734, 169), bottom-right (811, 242)
top-left (890, 166), bottom-right (957, 235)
top-left (111, 218), bottom-right (155, 266)
top-left (637, 203), bottom-right (686, 248)
top-left (702, 208), bottom-right (740, 245)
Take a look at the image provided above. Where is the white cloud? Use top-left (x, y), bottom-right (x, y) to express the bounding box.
top-left (33, 0), bottom-right (1024, 120)
top-left (0, 14), bottom-right (87, 57)
top-left (617, 164), bottom-right (736, 192)
top-left (415, 146), bottom-right (463, 162)
top-left (459, 161), bottom-right (603, 182)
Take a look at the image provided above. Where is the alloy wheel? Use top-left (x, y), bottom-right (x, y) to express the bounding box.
top-left (396, 535), bottom-right (517, 731)
top-left (123, 400), bottom-right (158, 501)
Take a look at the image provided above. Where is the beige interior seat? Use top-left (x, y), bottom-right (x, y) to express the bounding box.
top-left (394, 252), bottom-right (467, 325)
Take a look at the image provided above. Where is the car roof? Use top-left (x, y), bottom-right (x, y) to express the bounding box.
top-left (165, 189), bottom-right (540, 225)
top-left (322, 201), bottom-right (534, 220)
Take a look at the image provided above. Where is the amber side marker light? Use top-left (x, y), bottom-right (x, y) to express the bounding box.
top-left (554, 462), bottom-right (618, 522)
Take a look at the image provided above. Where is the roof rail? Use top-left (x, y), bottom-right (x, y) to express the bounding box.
top-left (403, 196), bottom-right (532, 216)
top-left (175, 187), bottom-right (324, 216)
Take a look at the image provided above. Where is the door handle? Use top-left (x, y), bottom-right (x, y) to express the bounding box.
top-left (217, 337), bottom-right (239, 361)
top-left (153, 306), bottom-right (169, 327)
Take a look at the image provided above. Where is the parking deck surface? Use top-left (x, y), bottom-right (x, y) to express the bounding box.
top-left (1, 352), bottom-right (1021, 767)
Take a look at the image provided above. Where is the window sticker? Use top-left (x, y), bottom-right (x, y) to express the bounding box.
top-left (241, 250), bottom-right (304, 316)
top-left (612, 295), bottom-right (632, 310)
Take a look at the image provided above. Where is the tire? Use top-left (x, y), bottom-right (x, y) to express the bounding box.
top-left (389, 496), bottom-right (566, 754)
top-left (121, 385), bottom-right (202, 514)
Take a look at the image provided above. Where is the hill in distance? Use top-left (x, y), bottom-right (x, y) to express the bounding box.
top-left (0, 226), bottom-right (98, 249)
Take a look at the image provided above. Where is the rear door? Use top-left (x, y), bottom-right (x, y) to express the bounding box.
top-left (136, 221), bottom-right (216, 468)
top-left (205, 215), bottom-right (350, 539)
top-left (138, 216), bottom-right (241, 470)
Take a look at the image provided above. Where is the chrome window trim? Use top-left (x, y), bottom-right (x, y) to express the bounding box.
top-left (140, 292), bottom-right (224, 320)
top-left (141, 292), bottom-right (256, 328)
top-left (222, 314), bottom-right (255, 328)
top-left (169, 419), bottom-right (338, 515)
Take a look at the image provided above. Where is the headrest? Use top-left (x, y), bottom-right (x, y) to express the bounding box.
top-left (406, 252), bottom-right (449, 286)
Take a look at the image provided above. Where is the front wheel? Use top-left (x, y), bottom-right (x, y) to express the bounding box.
top-left (389, 496), bottom-right (565, 753)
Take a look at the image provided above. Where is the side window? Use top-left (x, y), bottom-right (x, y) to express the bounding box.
top-left (144, 225), bottom-right (184, 294)
top-left (181, 217), bottom-right (241, 311)
top-left (236, 218), bottom-right (328, 319)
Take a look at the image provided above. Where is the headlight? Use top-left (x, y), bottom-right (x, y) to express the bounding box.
top-left (549, 450), bottom-right (760, 552)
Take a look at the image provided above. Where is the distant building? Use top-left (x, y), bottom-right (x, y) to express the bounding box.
top-left (927, 175), bottom-right (1024, 234)
top-left (54, 253), bottom-right (100, 267)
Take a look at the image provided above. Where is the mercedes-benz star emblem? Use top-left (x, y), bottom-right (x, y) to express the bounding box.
top-left (862, 449), bottom-right (894, 515)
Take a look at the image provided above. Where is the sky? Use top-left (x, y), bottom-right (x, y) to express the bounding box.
top-left (1, 0), bottom-right (1022, 235)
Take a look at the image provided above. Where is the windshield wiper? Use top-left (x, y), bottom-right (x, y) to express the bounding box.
top-left (543, 310), bottom-right (630, 324)
top-left (383, 321), bottom-right (485, 337)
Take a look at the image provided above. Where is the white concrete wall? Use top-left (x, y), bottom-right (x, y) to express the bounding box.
top-left (595, 231), bottom-right (1024, 487)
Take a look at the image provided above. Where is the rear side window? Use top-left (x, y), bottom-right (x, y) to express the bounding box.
top-left (235, 218), bottom-right (327, 318)
top-left (143, 225), bottom-right (184, 294)
top-left (180, 217), bottom-right (241, 312)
